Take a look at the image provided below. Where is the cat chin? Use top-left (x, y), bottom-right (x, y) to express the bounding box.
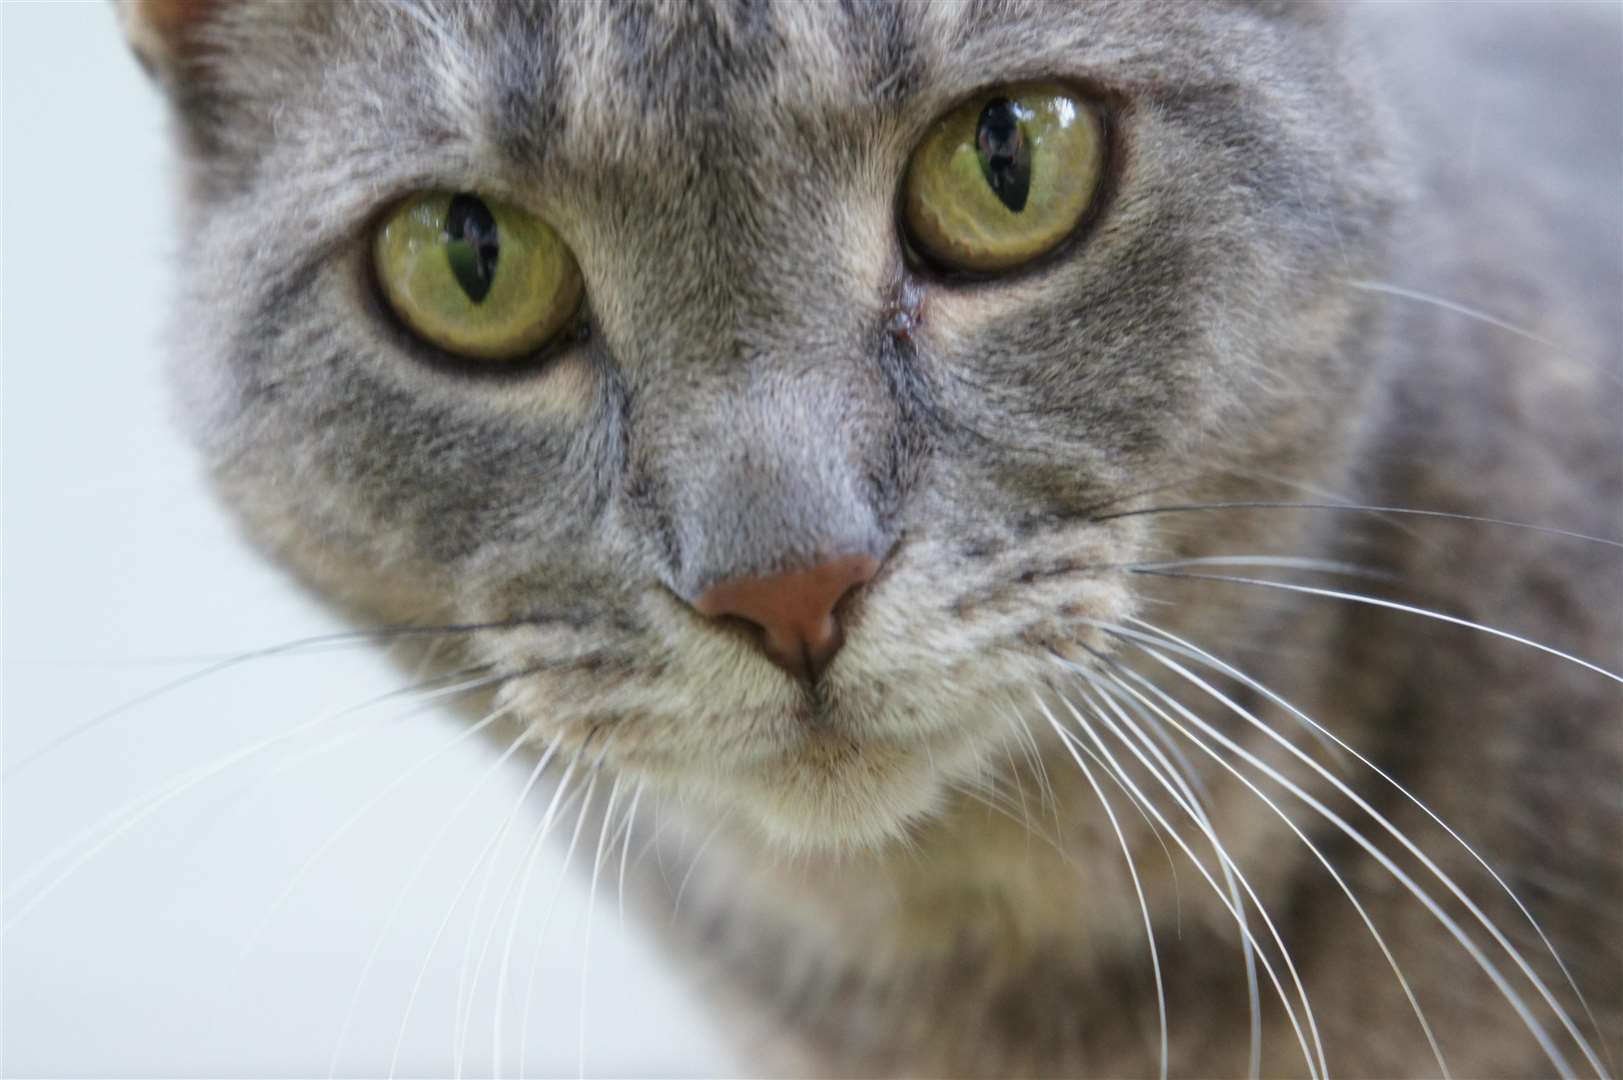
top-left (677, 725), bottom-right (993, 855)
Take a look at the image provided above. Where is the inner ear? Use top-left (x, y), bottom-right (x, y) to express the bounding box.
top-left (117, 0), bottom-right (220, 87)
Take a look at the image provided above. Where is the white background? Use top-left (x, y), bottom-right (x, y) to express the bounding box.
top-left (1, 5), bottom-right (732, 1076)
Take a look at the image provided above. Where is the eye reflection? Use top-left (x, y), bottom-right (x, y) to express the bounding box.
top-left (976, 98), bottom-right (1032, 213)
top-left (445, 193), bottom-right (499, 303)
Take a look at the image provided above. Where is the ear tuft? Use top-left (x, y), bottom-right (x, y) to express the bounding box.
top-left (116, 0), bottom-right (219, 86)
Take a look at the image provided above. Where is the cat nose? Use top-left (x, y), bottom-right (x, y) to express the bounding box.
top-left (693, 554), bottom-right (880, 685)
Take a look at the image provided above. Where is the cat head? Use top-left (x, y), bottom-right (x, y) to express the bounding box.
top-left (125, 0), bottom-right (1397, 851)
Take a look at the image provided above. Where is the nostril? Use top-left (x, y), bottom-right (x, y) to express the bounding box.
top-left (693, 553), bottom-right (880, 684)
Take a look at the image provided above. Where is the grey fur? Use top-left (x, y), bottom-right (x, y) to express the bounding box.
top-left (128, 1), bottom-right (1620, 1075)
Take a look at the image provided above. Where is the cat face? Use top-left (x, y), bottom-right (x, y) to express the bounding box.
top-left (154, 1), bottom-right (1393, 849)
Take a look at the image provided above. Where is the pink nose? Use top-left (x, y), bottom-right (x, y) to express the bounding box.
top-left (693, 554), bottom-right (880, 684)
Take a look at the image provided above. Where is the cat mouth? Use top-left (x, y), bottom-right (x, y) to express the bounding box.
top-left (496, 655), bottom-right (995, 851)
top-left (775, 677), bottom-right (851, 724)
top-left (491, 572), bottom-right (1118, 849)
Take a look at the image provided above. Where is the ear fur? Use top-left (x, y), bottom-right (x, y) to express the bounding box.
top-left (115, 0), bottom-right (219, 87)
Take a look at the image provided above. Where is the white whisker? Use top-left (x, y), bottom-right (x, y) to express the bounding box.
top-left (578, 773), bottom-right (624, 1078)
top-left (1096, 643), bottom-right (1599, 1078)
top-left (948, 770), bottom-right (1051, 845)
top-left (997, 735), bottom-right (1036, 848)
top-left (21, 665), bottom-right (514, 932)
top-left (1091, 499), bottom-right (1623, 550)
top-left (1043, 692), bottom-right (1322, 1080)
top-left (450, 741), bottom-right (577, 1077)
top-left (618, 781), bottom-right (646, 927)
top-left (327, 728), bottom-right (536, 1079)
top-left (1065, 679), bottom-right (1305, 1078)
top-left (3, 627), bottom-right (504, 781)
top-left (183, 715), bottom-right (404, 870)
top-left (1, 678), bottom-right (456, 935)
top-left (241, 706), bottom-right (510, 957)
top-left (483, 757), bottom-right (590, 1078)
top-left (1123, 614), bottom-right (1612, 1075)
top-left (517, 759), bottom-right (602, 1080)
top-left (1075, 678), bottom-right (1258, 1075)
top-left (1006, 703), bottom-right (1178, 895)
top-left (1133, 555), bottom-right (1387, 579)
top-left (1135, 568), bottom-right (1623, 685)
top-left (1075, 661), bottom-right (1450, 1078)
top-left (1094, 671), bottom-right (1219, 809)
top-left (1344, 279), bottom-right (1623, 388)
top-left (1034, 696), bottom-right (1169, 1080)
top-left (388, 743), bottom-right (557, 1080)
top-left (1005, 698), bottom-right (1062, 826)
top-left (671, 817), bottom-right (729, 923)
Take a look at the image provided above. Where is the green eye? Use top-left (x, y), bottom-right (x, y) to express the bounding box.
top-left (902, 84), bottom-right (1105, 274)
top-left (374, 191), bottom-right (583, 362)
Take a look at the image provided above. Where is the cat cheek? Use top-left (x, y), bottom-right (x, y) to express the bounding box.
top-left (512, 354), bottom-right (598, 423)
top-left (915, 280), bottom-right (1052, 349)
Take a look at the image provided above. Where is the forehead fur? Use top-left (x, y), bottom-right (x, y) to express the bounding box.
top-left (174, 0), bottom-right (1383, 387)
top-left (177, 1), bottom-right (1353, 193)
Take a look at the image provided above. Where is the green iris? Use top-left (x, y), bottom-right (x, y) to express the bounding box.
top-left (903, 83), bottom-right (1104, 273)
top-left (374, 191), bottom-right (582, 361)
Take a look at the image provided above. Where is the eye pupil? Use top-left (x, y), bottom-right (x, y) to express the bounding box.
top-left (976, 98), bottom-right (1031, 213)
top-left (445, 193), bottom-right (499, 303)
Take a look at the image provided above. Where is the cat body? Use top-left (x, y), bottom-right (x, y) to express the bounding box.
top-left (119, 1), bottom-right (1621, 1075)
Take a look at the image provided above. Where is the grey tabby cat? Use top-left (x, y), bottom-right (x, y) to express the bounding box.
top-left (119, 0), bottom-right (1620, 1075)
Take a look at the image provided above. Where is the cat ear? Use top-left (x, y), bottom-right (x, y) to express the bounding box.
top-left (116, 0), bottom-right (220, 88)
